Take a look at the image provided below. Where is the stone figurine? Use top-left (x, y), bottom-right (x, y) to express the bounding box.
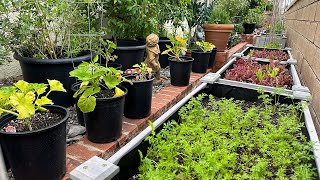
top-left (144, 33), bottom-right (167, 84)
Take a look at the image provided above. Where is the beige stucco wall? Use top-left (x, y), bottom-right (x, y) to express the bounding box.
top-left (0, 60), bottom-right (22, 80)
top-left (284, 0), bottom-right (320, 136)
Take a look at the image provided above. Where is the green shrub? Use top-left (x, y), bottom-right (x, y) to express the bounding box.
top-left (207, 7), bottom-right (231, 24)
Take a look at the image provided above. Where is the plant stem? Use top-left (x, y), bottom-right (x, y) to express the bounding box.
top-left (0, 108), bottom-right (19, 117)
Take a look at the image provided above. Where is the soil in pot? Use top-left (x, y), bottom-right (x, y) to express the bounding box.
top-left (113, 39), bottom-right (146, 70)
top-left (123, 75), bottom-right (154, 119)
top-left (243, 22), bottom-right (256, 34)
top-left (14, 51), bottom-right (94, 107)
top-left (191, 50), bottom-right (211, 73)
top-left (84, 87), bottom-right (127, 143)
top-left (168, 57), bottom-right (193, 86)
top-left (158, 37), bottom-right (171, 68)
top-left (0, 105), bottom-right (68, 180)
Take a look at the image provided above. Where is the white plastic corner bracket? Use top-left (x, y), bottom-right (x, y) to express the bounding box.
top-left (200, 73), bottom-right (221, 84)
top-left (287, 59), bottom-right (297, 65)
top-left (232, 53), bottom-right (243, 58)
top-left (246, 44), bottom-right (254, 47)
top-left (70, 156), bottom-right (119, 180)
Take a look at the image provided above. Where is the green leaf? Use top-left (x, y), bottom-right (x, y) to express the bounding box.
top-left (30, 83), bottom-right (48, 96)
top-left (103, 74), bottom-right (120, 89)
top-left (78, 95), bottom-right (96, 113)
top-left (35, 96), bottom-right (53, 106)
top-left (9, 93), bottom-right (35, 119)
top-left (93, 55), bottom-right (99, 63)
top-left (14, 80), bottom-right (30, 92)
top-left (0, 86), bottom-right (16, 100)
top-left (48, 79), bottom-right (66, 92)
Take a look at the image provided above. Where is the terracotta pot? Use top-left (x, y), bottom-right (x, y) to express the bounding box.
top-left (203, 24), bottom-right (234, 52)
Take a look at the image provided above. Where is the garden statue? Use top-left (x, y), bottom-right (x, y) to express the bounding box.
top-left (144, 33), bottom-right (167, 84)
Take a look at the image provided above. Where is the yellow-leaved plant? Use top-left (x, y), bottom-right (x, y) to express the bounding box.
top-left (0, 80), bottom-right (66, 131)
top-left (161, 36), bottom-right (188, 61)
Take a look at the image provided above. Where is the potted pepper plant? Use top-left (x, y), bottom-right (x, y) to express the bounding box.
top-left (0, 1), bottom-right (94, 107)
top-left (0, 80), bottom-right (68, 180)
top-left (191, 41), bottom-right (215, 73)
top-left (162, 36), bottom-right (194, 86)
top-left (123, 63), bottom-right (154, 119)
top-left (70, 55), bottom-right (131, 143)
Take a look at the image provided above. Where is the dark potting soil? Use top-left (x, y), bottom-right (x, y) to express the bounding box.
top-left (95, 89), bottom-right (115, 98)
top-left (2, 111), bottom-right (63, 132)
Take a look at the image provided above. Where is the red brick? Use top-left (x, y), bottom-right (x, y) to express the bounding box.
top-left (79, 137), bottom-right (117, 153)
top-left (124, 117), bottom-right (148, 130)
top-left (67, 143), bottom-right (102, 161)
top-left (122, 122), bottom-right (138, 137)
top-left (66, 157), bottom-right (82, 173)
top-left (117, 134), bottom-right (127, 147)
top-left (61, 175), bottom-right (71, 180)
top-left (153, 93), bottom-right (174, 102)
top-left (158, 89), bottom-right (181, 97)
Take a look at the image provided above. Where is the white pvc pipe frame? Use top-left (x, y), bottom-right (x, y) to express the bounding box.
top-left (107, 46), bottom-right (320, 177)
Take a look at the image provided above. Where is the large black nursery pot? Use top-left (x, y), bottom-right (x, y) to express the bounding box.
top-left (158, 37), bottom-right (171, 68)
top-left (0, 105), bottom-right (69, 180)
top-left (84, 87), bottom-right (127, 143)
top-left (123, 76), bottom-right (154, 119)
top-left (113, 39), bottom-right (146, 70)
top-left (14, 51), bottom-right (94, 107)
top-left (168, 57), bottom-right (194, 86)
top-left (71, 82), bottom-right (85, 126)
top-left (243, 22), bottom-right (256, 34)
top-left (208, 48), bottom-right (217, 68)
top-left (191, 50), bottom-right (211, 73)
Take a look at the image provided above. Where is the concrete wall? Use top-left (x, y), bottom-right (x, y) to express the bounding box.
top-left (0, 60), bottom-right (22, 80)
top-left (284, 0), bottom-right (320, 136)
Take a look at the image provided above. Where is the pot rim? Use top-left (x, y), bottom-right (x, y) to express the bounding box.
top-left (168, 56), bottom-right (194, 62)
top-left (124, 75), bottom-right (155, 84)
top-left (14, 51), bottom-right (95, 64)
top-left (0, 105), bottom-right (69, 135)
top-left (114, 39), bottom-right (146, 50)
top-left (191, 49), bottom-right (212, 54)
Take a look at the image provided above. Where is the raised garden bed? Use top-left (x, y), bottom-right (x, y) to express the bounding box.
top-left (255, 34), bottom-right (287, 49)
top-left (241, 46), bottom-right (295, 64)
top-left (74, 83), bottom-right (320, 179)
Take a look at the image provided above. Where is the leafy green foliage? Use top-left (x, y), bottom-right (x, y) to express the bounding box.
top-left (0, 0), bottom-right (95, 59)
top-left (161, 36), bottom-right (188, 61)
top-left (262, 42), bottom-right (282, 49)
top-left (215, 0), bottom-right (250, 17)
top-left (195, 41), bottom-right (215, 53)
top-left (0, 80), bottom-right (66, 130)
top-left (133, 63), bottom-right (153, 81)
top-left (244, 8), bottom-right (264, 26)
top-left (70, 55), bottom-right (131, 113)
top-left (139, 94), bottom-right (317, 179)
top-left (207, 7), bottom-right (231, 24)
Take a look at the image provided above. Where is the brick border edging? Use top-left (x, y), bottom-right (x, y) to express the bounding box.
top-left (62, 42), bottom-right (247, 180)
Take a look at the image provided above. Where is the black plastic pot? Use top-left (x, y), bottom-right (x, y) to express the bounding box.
top-left (123, 76), bottom-right (154, 119)
top-left (208, 48), bottom-right (217, 68)
top-left (14, 51), bottom-right (94, 107)
top-left (168, 57), bottom-right (194, 86)
top-left (84, 87), bottom-right (127, 143)
top-left (113, 39), bottom-right (146, 70)
top-left (191, 50), bottom-right (211, 73)
top-left (0, 105), bottom-right (69, 180)
top-left (71, 82), bottom-right (85, 126)
top-left (107, 63), bottom-right (122, 70)
top-left (158, 37), bottom-right (171, 68)
top-left (243, 22), bottom-right (256, 34)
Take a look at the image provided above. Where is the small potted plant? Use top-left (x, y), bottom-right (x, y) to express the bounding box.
top-left (123, 63), bottom-right (154, 119)
top-left (191, 41), bottom-right (215, 73)
top-left (70, 55), bottom-right (131, 143)
top-left (203, 7), bottom-right (234, 52)
top-left (0, 80), bottom-right (68, 180)
top-left (243, 8), bottom-right (264, 34)
top-left (162, 36), bottom-right (194, 86)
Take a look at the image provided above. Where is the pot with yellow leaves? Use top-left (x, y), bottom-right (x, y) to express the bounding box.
top-left (69, 55), bottom-right (131, 143)
top-left (0, 80), bottom-right (69, 180)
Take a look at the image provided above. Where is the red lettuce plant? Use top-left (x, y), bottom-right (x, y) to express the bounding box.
top-left (248, 49), bottom-right (289, 61)
top-left (224, 58), bottom-right (292, 88)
